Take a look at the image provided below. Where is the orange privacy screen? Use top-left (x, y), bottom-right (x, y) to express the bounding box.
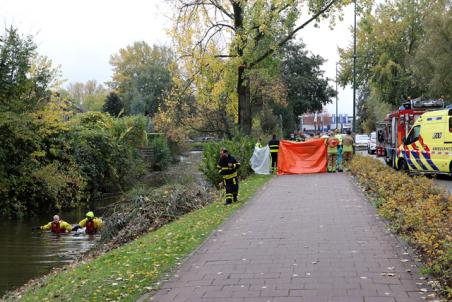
top-left (277, 139), bottom-right (327, 175)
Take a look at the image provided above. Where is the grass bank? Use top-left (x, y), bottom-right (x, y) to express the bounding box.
top-left (9, 174), bottom-right (272, 302)
top-left (350, 155), bottom-right (451, 299)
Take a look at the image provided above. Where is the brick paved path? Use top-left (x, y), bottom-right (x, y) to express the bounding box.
top-left (148, 174), bottom-right (433, 302)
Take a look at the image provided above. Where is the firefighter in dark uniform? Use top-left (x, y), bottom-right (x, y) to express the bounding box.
top-left (217, 148), bottom-right (241, 205)
top-left (268, 134), bottom-right (280, 173)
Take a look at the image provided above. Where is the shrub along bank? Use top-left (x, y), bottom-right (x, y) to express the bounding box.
top-left (0, 27), bottom-right (176, 218)
top-left (350, 156), bottom-right (451, 298)
top-left (200, 135), bottom-right (256, 187)
top-left (6, 174), bottom-right (272, 302)
top-left (0, 108), bottom-right (153, 218)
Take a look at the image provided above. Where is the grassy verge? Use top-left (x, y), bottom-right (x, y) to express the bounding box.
top-left (11, 174), bottom-right (272, 302)
top-left (350, 155), bottom-right (451, 299)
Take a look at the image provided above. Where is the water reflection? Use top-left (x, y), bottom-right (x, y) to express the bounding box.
top-left (0, 151), bottom-right (203, 296)
top-left (0, 211), bottom-right (98, 295)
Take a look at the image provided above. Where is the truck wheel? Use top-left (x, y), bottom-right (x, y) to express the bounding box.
top-left (385, 153), bottom-right (392, 166)
top-left (398, 159), bottom-right (408, 172)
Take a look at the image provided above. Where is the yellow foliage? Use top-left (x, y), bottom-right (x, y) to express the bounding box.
top-left (350, 156), bottom-right (451, 298)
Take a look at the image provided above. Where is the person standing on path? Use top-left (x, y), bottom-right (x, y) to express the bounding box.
top-left (268, 134), bottom-right (280, 173)
top-left (335, 129), bottom-right (344, 172)
top-left (217, 149), bottom-right (241, 205)
top-left (325, 131), bottom-right (339, 172)
top-left (342, 130), bottom-right (355, 171)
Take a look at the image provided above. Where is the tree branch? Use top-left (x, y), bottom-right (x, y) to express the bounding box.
top-left (214, 54), bottom-right (237, 58)
top-left (250, 0), bottom-right (338, 68)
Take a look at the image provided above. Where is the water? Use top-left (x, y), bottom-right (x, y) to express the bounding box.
top-left (0, 210), bottom-right (99, 296)
top-left (0, 151), bottom-right (204, 296)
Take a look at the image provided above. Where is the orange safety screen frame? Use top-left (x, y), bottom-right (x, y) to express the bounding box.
top-left (277, 139), bottom-right (327, 175)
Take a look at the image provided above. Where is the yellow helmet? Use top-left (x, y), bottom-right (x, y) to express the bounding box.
top-left (86, 211), bottom-right (94, 219)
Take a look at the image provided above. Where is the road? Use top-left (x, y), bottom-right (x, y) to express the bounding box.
top-left (358, 150), bottom-right (452, 194)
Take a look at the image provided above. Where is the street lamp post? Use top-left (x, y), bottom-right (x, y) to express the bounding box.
top-left (352, 0), bottom-right (357, 132)
top-left (335, 63), bottom-right (338, 130)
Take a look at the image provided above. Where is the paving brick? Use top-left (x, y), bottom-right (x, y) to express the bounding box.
top-left (364, 297), bottom-right (396, 302)
top-left (146, 175), bottom-right (433, 302)
top-left (330, 297), bottom-right (364, 302)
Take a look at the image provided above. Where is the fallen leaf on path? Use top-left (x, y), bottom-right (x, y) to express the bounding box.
top-left (380, 273), bottom-right (395, 277)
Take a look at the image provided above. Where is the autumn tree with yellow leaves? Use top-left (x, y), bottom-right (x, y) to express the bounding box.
top-left (167, 0), bottom-right (358, 135)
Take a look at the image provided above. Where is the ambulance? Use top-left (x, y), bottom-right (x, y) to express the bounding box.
top-left (380, 98), bottom-right (444, 167)
top-left (396, 109), bottom-right (452, 174)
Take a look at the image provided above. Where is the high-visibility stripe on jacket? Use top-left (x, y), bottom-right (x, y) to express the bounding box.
top-left (268, 139), bottom-right (280, 153)
top-left (223, 172), bottom-right (238, 179)
top-left (217, 155), bottom-right (240, 179)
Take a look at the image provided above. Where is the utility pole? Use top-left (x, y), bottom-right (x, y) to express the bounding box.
top-left (352, 0), bottom-right (357, 132)
top-left (336, 63), bottom-right (338, 130)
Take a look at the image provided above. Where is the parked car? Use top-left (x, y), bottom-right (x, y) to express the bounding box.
top-left (367, 131), bottom-right (376, 154)
top-left (355, 134), bottom-right (370, 150)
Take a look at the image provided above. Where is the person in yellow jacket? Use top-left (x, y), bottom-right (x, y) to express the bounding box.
top-left (335, 129), bottom-right (344, 172)
top-left (342, 130), bottom-right (355, 171)
top-left (73, 211), bottom-right (103, 234)
top-left (325, 131), bottom-right (340, 172)
top-left (32, 215), bottom-right (72, 233)
top-left (255, 137), bottom-right (262, 148)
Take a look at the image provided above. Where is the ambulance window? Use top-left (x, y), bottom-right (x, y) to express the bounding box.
top-left (406, 126), bottom-right (420, 144)
top-left (449, 117), bottom-right (452, 132)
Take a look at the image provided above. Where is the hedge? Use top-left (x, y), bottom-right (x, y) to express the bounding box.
top-left (350, 155), bottom-right (451, 298)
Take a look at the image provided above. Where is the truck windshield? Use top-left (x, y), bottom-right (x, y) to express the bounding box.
top-left (406, 125), bottom-right (420, 145)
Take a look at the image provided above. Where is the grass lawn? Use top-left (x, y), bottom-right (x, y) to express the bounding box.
top-left (13, 174), bottom-right (272, 302)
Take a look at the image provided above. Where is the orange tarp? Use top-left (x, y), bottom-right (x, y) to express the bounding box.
top-left (277, 139), bottom-right (327, 175)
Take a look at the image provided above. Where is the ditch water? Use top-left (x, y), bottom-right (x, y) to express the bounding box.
top-left (0, 151), bottom-right (203, 296)
top-left (0, 210), bottom-right (98, 296)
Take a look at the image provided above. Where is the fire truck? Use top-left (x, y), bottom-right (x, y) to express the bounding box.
top-left (377, 98), bottom-right (444, 168)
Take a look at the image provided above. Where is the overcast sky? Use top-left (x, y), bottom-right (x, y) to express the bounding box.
top-left (1, 0), bottom-right (355, 115)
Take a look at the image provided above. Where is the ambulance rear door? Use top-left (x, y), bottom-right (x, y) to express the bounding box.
top-left (421, 116), bottom-right (447, 172)
top-left (440, 115), bottom-right (452, 172)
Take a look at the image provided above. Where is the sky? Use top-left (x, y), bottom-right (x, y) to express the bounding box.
top-left (1, 0), bottom-right (355, 115)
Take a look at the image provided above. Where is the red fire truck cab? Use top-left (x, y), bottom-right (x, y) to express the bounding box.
top-left (379, 98), bottom-right (444, 167)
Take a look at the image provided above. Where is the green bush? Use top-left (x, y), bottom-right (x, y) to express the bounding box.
top-left (148, 134), bottom-right (172, 170)
top-left (200, 136), bottom-right (255, 186)
top-left (68, 113), bottom-right (147, 201)
top-left (0, 111), bottom-right (86, 217)
top-left (0, 109), bottom-right (148, 217)
top-left (111, 115), bottom-right (148, 148)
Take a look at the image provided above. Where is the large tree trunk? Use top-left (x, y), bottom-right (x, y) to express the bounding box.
top-left (237, 65), bottom-right (252, 134)
top-left (233, 1), bottom-right (252, 134)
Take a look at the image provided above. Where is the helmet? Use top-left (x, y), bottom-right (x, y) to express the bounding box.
top-left (53, 215), bottom-right (60, 222)
top-left (86, 211), bottom-right (94, 219)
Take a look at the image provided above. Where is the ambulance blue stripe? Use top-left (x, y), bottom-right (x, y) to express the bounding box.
top-left (421, 151), bottom-right (440, 171)
top-left (410, 151), bottom-right (428, 170)
top-left (402, 151), bottom-right (417, 170)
